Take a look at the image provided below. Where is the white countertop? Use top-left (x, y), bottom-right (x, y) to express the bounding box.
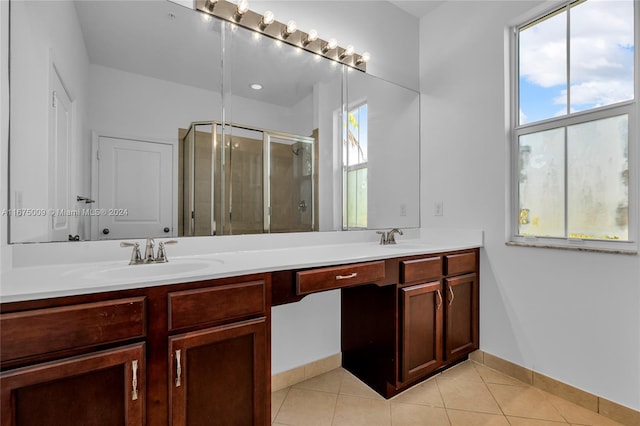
top-left (0, 228), bottom-right (483, 303)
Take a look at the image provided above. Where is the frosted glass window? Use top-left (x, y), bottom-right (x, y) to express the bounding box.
top-left (518, 128), bottom-right (565, 238)
top-left (567, 115), bottom-right (629, 240)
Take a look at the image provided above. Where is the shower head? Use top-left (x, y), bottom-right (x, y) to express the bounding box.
top-left (292, 148), bottom-right (302, 156)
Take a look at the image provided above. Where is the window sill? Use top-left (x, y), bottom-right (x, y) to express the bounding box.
top-left (505, 241), bottom-right (638, 256)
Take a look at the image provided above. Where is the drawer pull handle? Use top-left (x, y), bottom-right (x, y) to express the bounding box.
top-left (448, 286), bottom-right (455, 307)
top-left (336, 272), bottom-right (358, 280)
top-left (131, 360), bottom-right (139, 401)
top-left (175, 349), bottom-right (182, 387)
top-left (436, 289), bottom-right (443, 310)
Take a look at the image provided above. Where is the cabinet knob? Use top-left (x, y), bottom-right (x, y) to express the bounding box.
top-left (102, 228), bottom-right (110, 235)
top-left (164, 227), bottom-right (170, 233)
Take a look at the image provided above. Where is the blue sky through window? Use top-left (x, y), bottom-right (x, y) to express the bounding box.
top-left (519, 0), bottom-right (634, 125)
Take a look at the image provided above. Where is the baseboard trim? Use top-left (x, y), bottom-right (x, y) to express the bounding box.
top-left (471, 350), bottom-right (640, 426)
top-left (271, 353), bottom-right (342, 392)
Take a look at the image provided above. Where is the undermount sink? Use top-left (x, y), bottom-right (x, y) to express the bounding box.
top-left (81, 258), bottom-right (224, 280)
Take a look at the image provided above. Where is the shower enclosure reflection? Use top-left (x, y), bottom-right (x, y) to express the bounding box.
top-left (179, 122), bottom-right (316, 236)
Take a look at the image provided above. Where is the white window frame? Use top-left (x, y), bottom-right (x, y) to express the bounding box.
top-left (509, 0), bottom-right (639, 253)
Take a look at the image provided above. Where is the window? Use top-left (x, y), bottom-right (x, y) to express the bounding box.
top-left (512, 0), bottom-right (637, 251)
top-left (343, 103), bottom-right (368, 229)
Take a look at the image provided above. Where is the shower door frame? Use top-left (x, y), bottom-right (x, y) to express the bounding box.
top-left (184, 121), bottom-right (315, 236)
top-left (263, 130), bottom-right (315, 234)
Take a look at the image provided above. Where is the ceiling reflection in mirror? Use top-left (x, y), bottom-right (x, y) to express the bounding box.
top-left (8, 0), bottom-right (420, 244)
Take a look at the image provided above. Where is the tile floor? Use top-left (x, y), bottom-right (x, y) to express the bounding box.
top-left (271, 360), bottom-right (622, 426)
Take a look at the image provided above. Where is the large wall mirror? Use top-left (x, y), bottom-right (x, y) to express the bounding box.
top-left (8, 0), bottom-right (420, 243)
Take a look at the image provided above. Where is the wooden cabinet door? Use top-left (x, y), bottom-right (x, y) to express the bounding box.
top-left (400, 281), bottom-right (444, 383)
top-left (0, 343), bottom-right (145, 426)
top-left (169, 318), bottom-right (268, 426)
top-left (445, 273), bottom-right (479, 360)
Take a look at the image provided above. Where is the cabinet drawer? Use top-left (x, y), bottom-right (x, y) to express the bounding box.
top-left (168, 280), bottom-right (266, 331)
top-left (445, 252), bottom-right (477, 276)
top-left (296, 261), bottom-right (385, 295)
top-left (400, 256), bottom-right (442, 283)
top-left (1, 297), bottom-right (146, 362)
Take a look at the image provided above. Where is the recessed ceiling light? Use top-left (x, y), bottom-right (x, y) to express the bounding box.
top-left (250, 83), bottom-right (263, 90)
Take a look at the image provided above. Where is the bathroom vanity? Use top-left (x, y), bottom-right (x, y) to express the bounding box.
top-left (0, 239), bottom-right (480, 426)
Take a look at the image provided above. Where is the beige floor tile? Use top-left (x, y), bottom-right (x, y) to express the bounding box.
top-left (293, 368), bottom-right (345, 394)
top-left (544, 393), bottom-right (623, 426)
top-left (506, 417), bottom-right (568, 425)
top-left (274, 388), bottom-right (337, 426)
top-left (437, 377), bottom-right (502, 414)
top-left (390, 403), bottom-right (449, 426)
top-left (332, 394), bottom-right (392, 426)
top-left (392, 378), bottom-right (444, 407)
top-left (488, 383), bottom-right (565, 422)
top-left (440, 361), bottom-right (484, 383)
top-left (474, 363), bottom-right (528, 386)
top-left (271, 387), bottom-right (289, 423)
top-left (339, 371), bottom-right (386, 400)
top-left (447, 409), bottom-right (510, 426)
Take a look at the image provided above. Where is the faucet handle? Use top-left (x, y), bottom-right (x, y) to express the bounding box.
top-left (120, 242), bottom-right (142, 265)
top-left (156, 240), bottom-right (178, 263)
top-left (376, 231), bottom-right (387, 245)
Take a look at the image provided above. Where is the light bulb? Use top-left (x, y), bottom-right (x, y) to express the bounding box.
top-left (322, 38), bottom-right (338, 54)
top-left (259, 10), bottom-right (274, 30)
top-left (303, 29), bottom-right (318, 47)
top-left (286, 20), bottom-right (297, 34)
top-left (237, 0), bottom-right (249, 14)
top-left (356, 51), bottom-right (371, 65)
top-left (340, 44), bottom-right (354, 59)
top-left (263, 10), bottom-right (274, 25)
top-left (282, 20), bottom-right (297, 39)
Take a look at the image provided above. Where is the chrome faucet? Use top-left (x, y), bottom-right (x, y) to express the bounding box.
top-left (376, 228), bottom-right (404, 245)
top-left (121, 239), bottom-right (178, 264)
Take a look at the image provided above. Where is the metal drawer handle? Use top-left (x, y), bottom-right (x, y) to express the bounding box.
top-left (436, 289), bottom-right (443, 310)
top-left (448, 286), bottom-right (455, 307)
top-left (336, 272), bottom-right (358, 280)
top-left (175, 349), bottom-right (182, 387)
top-left (131, 360), bottom-right (139, 401)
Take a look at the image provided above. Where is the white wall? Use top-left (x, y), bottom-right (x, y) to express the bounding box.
top-left (420, 0), bottom-right (640, 411)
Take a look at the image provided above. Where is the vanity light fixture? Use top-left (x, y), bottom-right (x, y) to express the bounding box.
top-left (259, 10), bottom-right (274, 30)
top-left (195, 0), bottom-right (367, 71)
top-left (302, 29), bottom-right (318, 47)
top-left (233, 0), bottom-right (249, 22)
top-left (322, 38), bottom-right (338, 54)
top-left (339, 45), bottom-right (354, 60)
top-left (355, 51), bottom-right (370, 65)
top-left (204, 0), bottom-right (218, 13)
top-left (282, 20), bottom-right (297, 39)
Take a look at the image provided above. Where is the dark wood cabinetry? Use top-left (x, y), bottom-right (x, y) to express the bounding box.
top-left (1, 274), bottom-right (271, 426)
top-left (1, 247), bottom-right (478, 421)
top-left (169, 318), bottom-right (267, 425)
top-left (1, 343), bottom-right (145, 426)
top-left (343, 248), bottom-right (479, 398)
top-left (400, 281), bottom-right (443, 382)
